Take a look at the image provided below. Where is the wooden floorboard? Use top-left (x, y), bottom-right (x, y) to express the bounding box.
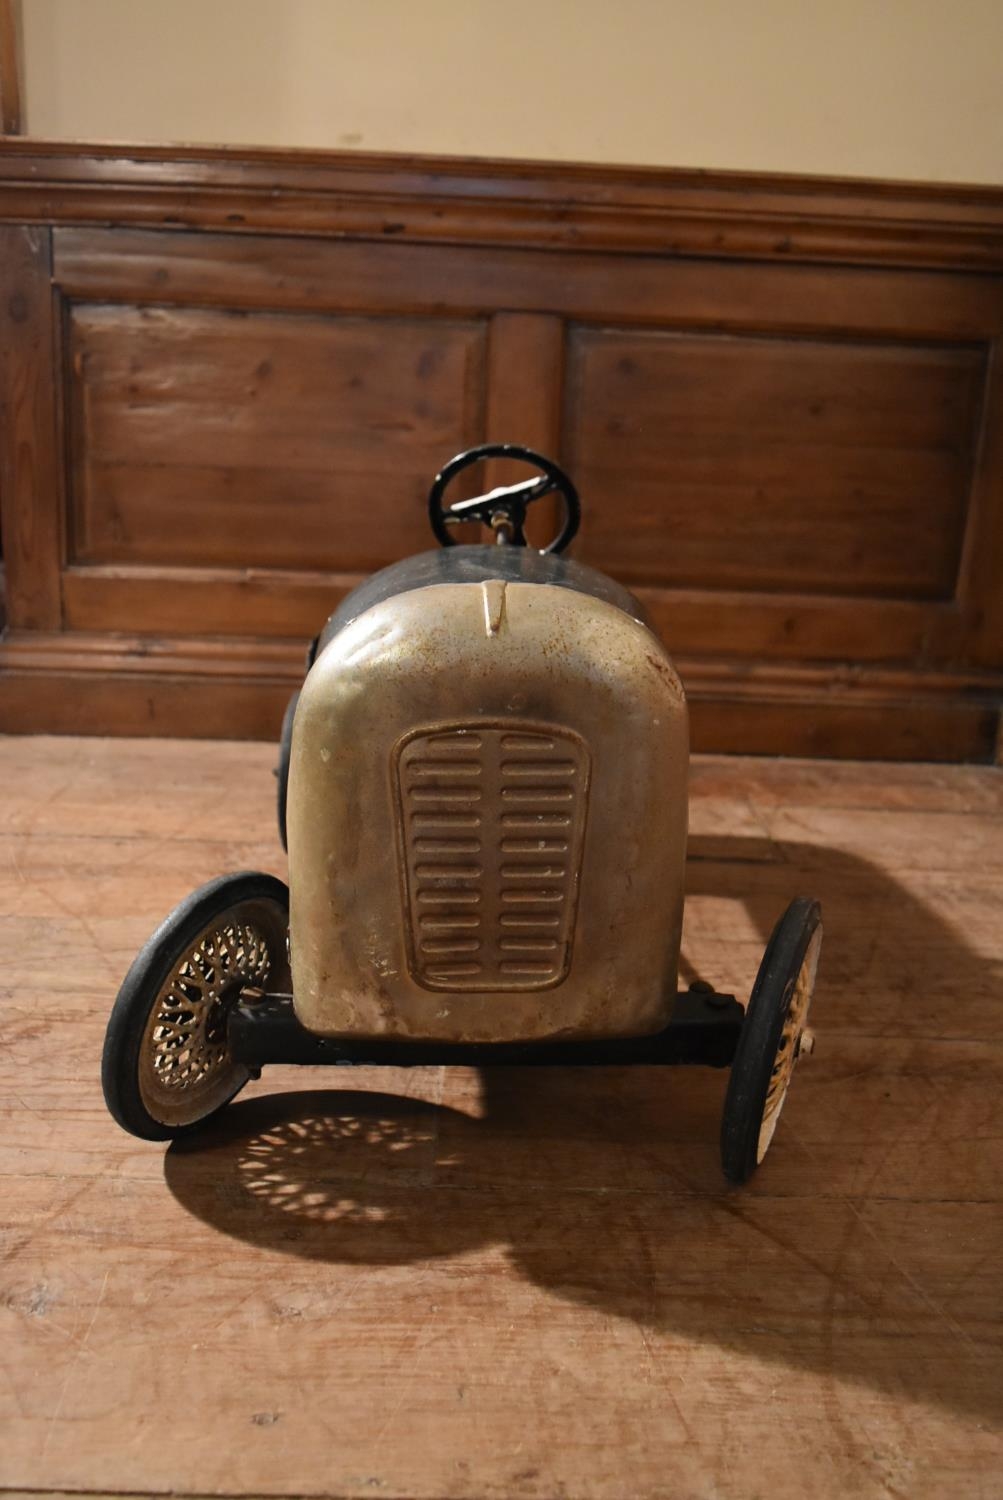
top-left (1, 737), bottom-right (1001, 1499)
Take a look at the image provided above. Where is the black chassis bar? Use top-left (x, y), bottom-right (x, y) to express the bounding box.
top-left (228, 985), bottom-right (744, 1072)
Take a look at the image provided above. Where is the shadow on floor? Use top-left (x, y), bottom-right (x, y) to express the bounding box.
top-left (164, 835), bottom-right (1002, 1429)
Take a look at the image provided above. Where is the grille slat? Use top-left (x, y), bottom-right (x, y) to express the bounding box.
top-left (396, 722), bottom-right (589, 992)
top-left (409, 787), bottom-right (482, 804)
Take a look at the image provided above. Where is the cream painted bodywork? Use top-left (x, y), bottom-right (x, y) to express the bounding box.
top-left (288, 579), bottom-right (688, 1043)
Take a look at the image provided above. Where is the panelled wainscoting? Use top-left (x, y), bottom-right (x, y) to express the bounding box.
top-left (1, 143), bottom-right (1002, 757)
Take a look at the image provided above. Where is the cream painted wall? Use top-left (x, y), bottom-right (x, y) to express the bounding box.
top-left (20, 0), bottom-right (1003, 184)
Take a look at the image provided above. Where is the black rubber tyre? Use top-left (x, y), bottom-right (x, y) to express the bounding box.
top-left (720, 897), bottom-right (823, 1184)
top-left (102, 872), bottom-right (290, 1141)
top-left (276, 691), bottom-right (300, 852)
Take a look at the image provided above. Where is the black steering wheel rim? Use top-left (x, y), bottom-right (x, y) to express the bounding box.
top-left (427, 443), bottom-right (580, 554)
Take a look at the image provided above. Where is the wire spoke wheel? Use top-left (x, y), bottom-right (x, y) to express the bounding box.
top-left (103, 873), bottom-right (290, 1140)
top-left (720, 898), bottom-right (822, 1184)
top-left (755, 923), bottom-right (822, 1164)
top-left (138, 908), bottom-right (275, 1127)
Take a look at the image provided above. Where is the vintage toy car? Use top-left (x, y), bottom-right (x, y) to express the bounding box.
top-left (102, 444), bottom-right (822, 1182)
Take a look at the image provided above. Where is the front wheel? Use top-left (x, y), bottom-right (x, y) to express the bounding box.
top-left (102, 872), bottom-right (290, 1140)
top-left (720, 897), bottom-right (822, 1184)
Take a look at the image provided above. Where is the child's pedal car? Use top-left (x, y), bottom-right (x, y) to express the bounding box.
top-left (102, 444), bottom-right (822, 1183)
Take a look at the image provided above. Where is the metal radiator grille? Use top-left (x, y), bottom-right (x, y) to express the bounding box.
top-left (394, 722), bottom-right (590, 992)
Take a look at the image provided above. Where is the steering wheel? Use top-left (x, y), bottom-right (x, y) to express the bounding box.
top-left (428, 443), bottom-right (580, 554)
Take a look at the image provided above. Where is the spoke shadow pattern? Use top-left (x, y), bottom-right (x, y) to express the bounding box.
top-left (165, 836), bottom-right (1002, 1431)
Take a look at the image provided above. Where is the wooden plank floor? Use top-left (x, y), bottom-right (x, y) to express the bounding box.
top-left (1, 736), bottom-right (1001, 1500)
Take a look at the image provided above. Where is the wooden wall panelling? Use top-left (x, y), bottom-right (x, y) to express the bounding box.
top-left (0, 628), bottom-right (301, 739)
top-left (3, 141), bottom-right (1003, 269)
top-left (1, 627), bottom-right (995, 758)
top-left (51, 226), bottom-right (1003, 340)
top-left (66, 303), bottom-right (488, 576)
top-left (485, 313), bottom-right (564, 458)
top-left (55, 564), bottom-right (965, 662)
top-left (953, 340), bottom-right (1003, 669)
top-left (0, 225), bottom-right (62, 630)
top-left (0, 147), bottom-right (1002, 758)
top-left (48, 226), bottom-right (1002, 668)
top-left (0, 0), bottom-right (22, 632)
top-left (483, 312), bottom-right (565, 545)
top-left (680, 659), bottom-right (1001, 762)
top-left (689, 698), bottom-right (997, 764)
top-left (565, 328), bottom-right (985, 598)
top-left (60, 565), bottom-right (368, 641)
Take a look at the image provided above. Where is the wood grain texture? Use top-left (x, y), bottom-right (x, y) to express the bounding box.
top-left (0, 735), bottom-right (1000, 1499)
top-left (567, 328), bottom-right (985, 599)
top-left (0, 225), bottom-right (62, 628)
top-left (67, 303), bottom-right (487, 573)
top-left (0, 630), bottom-right (998, 761)
top-left (1, 146), bottom-right (1002, 754)
top-left (956, 341), bottom-right (1003, 669)
top-left (4, 140), bottom-right (1003, 269)
top-left (53, 226), bottom-right (1003, 340)
top-left (52, 565), bottom-right (964, 659)
top-left (483, 313), bottom-right (565, 545)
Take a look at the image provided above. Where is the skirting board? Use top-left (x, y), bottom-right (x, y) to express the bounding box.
top-left (0, 630), bottom-right (997, 762)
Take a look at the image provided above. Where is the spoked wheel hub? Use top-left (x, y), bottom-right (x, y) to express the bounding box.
top-left (754, 922), bottom-right (822, 1165)
top-left (720, 897), bottom-right (823, 1183)
top-left (103, 873), bottom-right (290, 1140)
top-left (137, 915), bottom-right (275, 1127)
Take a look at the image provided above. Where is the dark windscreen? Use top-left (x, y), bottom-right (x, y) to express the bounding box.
top-left (317, 546), bottom-right (648, 657)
